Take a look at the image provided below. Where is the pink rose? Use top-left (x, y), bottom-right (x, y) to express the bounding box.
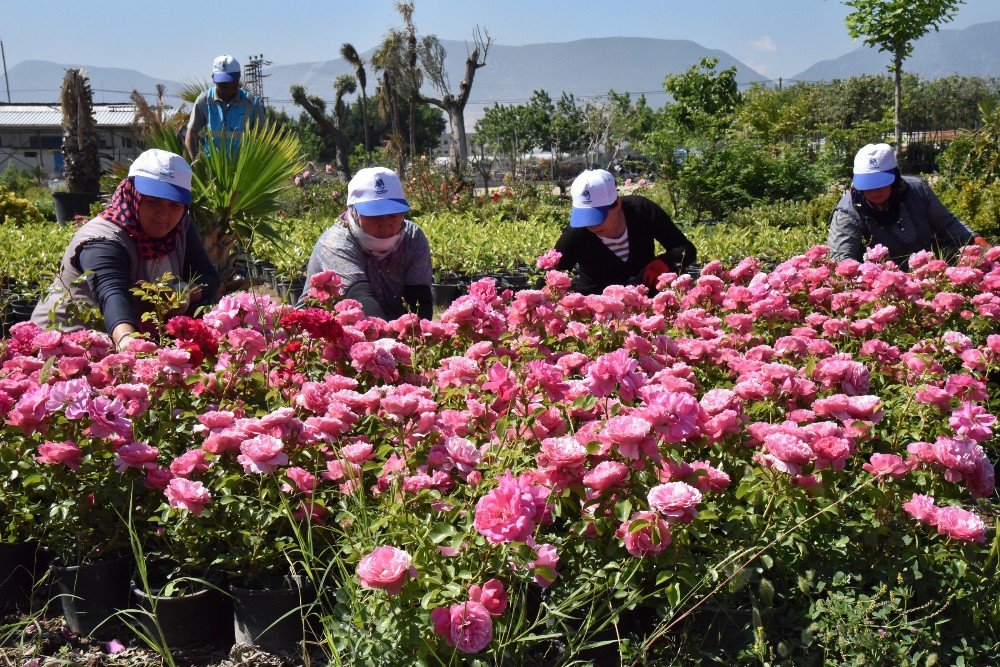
top-left (35, 440), bottom-right (82, 470)
top-left (114, 442), bottom-right (159, 473)
top-left (169, 449), bottom-right (210, 477)
top-left (356, 546), bottom-right (413, 595)
top-left (237, 435), bottom-right (289, 474)
top-left (530, 543), bottom-right (559, 587)
top-left (902, 493), bottom-right (938, 526)
top-left (935, 506), bottom-right (986, 543)
top-left (165, 478), bottom-right (211, 516)
top-left (473, 472), bottom-right (547, 544)
top-left (430, 601), bottom-right (493, 653)
top-left (582, 460), bottom-right (630, 493)
top-left (616, 511), bottom-right (671, 558)
top-left (647, 482), bottom-right (702, 523)
top-left (468, 578), bottom-right (507, 616)
top-left (285, 467), bottom-right (317, 494)
top-left (862, 453), bottom-right (909, 479)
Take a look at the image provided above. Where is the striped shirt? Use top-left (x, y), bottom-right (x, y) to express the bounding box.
top-left (599, 228), bottom-right (630, 262)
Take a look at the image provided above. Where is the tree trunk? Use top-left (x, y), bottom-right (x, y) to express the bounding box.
top-left (448, 106), bottom-right (468, 177)
top-left (894, 49), bottom-right (903, 149)
top-left (360, 87), bottom-right (371, 163)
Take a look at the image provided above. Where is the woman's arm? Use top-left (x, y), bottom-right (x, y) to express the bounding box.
top-left (77, 241), bottom-right (136, 336)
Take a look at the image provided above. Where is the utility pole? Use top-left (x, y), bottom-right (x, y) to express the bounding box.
top-left (1, 40), bottom-right (11, 103)
top-left (243, 54), bottom-right (271, 107)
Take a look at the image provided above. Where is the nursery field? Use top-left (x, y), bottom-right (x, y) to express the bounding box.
top-left (1, 230), bottom-right (998, 665)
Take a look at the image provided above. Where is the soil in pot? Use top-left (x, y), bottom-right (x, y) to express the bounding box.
top-left (231, 576), bottom-right (317, 654)
top-left (50, 558), bottom-right (131, 636)
top-left (131, 582), bottom-right (233, 649)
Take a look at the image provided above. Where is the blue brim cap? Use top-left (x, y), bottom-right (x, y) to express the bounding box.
top-left (133, 175), bottom-right (192, 205)
top-left (212, 72), bottom-right (239, 83)
top-left (353, 198), bottom-right (410, 216)
top-left (570, 204), bottom-right (612, 228)
top-left (853, 170), bottom-right (896, 191)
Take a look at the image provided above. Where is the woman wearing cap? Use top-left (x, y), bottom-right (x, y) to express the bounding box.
top-left (828, 143), bottom-right (988, 268)
top-left (552, 168), bottom-right (696, 294)
top-left (302, 167), bottom-right (433, 319)
top-left (32, 149), bottom-right (220, 349)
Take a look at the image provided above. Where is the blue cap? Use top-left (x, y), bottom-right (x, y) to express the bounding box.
top-left (852, 170), bottom-right (896, 191)
top-left (128, 149), bottom-right (192, 205)
top-left (569, 169), bottom-right (617, 228)
top-left (570, 204), bottom-right (613, 228)
top-left (347, 167), bottom-right (411, 216)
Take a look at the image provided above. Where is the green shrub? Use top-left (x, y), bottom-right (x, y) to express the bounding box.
top-left (935, 177), bottom-right (1000, 240)
top-left (0, 186), bottom-right (45, 225)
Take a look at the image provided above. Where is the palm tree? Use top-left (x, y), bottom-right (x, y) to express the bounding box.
top-left (396, 1), bottom-right (423, 162)
top-left (59, 69), bottom-right (101, 195)
top-left (372, 30), bottom-right (407, 175)
top-left (340, 43), bottom-right (370, 162)
top-left (142, 122), bottom-right (305, 286)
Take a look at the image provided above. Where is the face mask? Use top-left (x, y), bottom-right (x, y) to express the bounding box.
top-left (347, 209), bottom-right (403, 259)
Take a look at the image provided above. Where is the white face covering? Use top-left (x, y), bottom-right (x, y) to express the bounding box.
top-left (346, 207), bottom-right (404, 259)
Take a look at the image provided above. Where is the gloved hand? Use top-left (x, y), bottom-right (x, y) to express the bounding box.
top-left (641, 258), bottom-right (671, 288)
top-left (972, 236), bottom-right (991, 249)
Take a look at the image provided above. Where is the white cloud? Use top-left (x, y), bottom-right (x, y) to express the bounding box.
top-left (747, 36), bottom-right (778, 54)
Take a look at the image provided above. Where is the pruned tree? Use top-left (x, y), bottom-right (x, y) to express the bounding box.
top-left (289, 83), bottom-right (352, 180)
top-left (340, 42), bottom-right (371, 161)
top-left (418, 27), bottom-right (492, 175)
top-left (844, 0), bottom-right (964, 147)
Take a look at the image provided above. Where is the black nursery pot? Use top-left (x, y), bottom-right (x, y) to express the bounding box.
top-left (0, 542), bottom-right (37, 614)
top-left (132, 583), bottom-right (233, 649)
top-left (431, 283), bottom-right (463, 308)
top-left (231, 576), bottom-right (316, 654)
top-left (50, 558), bottom-right (131, 636)
top-left (53, 191), bottom-right (99, 225)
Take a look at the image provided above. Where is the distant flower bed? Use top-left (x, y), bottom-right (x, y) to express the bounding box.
top-left (1, 243), bottom-right (998, 663)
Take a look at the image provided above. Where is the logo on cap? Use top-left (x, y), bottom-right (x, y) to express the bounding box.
top-left (581, 189), bottom-right (591, 202)
top-left (868, 156), bottom-right (878, 167)
top-left (374, 177), bottom-right (387, 194)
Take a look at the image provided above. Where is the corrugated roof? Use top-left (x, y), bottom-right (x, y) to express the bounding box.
top-left (0, 103), bottom-right (138, 128)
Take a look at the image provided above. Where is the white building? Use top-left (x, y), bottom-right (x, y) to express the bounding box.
top-left (0, 103), bottom-right (141, 176)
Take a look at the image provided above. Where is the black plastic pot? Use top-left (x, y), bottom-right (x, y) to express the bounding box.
top-left (0, 542), bottom-right (36, 613)
top-left (431, 283), bottom-right (462, 308)
top-left (53, 191), bottom-right (99, 225)
top-left (132, 583), bottom-right (232, 649)
top-left (231, 577), bottom-right (316, 653)
top-left (51, 558), bottom-right (131, 636)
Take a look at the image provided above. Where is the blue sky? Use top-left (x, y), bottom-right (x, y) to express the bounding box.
top-left (4, 0), bottom-right (1000, 80)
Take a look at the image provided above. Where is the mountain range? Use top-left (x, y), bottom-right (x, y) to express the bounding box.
top-left (792, 20), bottom-right (1000, 82)
top-left (4, 20), bottom-right (999, 124)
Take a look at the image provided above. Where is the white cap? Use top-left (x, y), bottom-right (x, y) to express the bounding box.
top-left (128, 149), bottom-right (192, 205)
top-left (852, 143), bottom-right (897, 191)
top-left (570, 169), bottom-right (618, 228)
top-left (347, 167), bottom-right (411, 216)
top-left (212, 55), bottom-right (241, 83)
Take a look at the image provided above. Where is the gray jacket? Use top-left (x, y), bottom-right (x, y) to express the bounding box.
top-left (32, 216), bottom-right (189, 331)
top-left (827, 176), bottom-right (975, 267)
top-left (302, 217), bottom-right (432, 318)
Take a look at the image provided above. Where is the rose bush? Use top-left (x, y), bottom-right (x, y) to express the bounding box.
top-left (0, 243), bottom-right (998, 663)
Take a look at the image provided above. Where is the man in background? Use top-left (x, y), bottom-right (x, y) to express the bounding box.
top-left (184, 55), bottom-right (265, 160)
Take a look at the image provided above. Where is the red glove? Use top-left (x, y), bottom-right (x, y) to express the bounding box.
top-left (641, 258), bottom-right (670, 288)
top-left (972, 236), bottom-right (991, 249)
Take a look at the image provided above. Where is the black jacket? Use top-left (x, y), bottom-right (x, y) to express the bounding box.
top-left (554, 195), bottom-right (696, 294)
